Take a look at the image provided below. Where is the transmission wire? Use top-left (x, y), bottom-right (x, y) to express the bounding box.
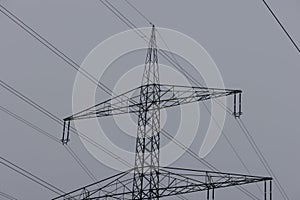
top-left (124, 0), bottom-right (152, 24)
top-left (0, 105), bottom-right (103, 195)
top-left (0, 156), bottom-right (64, 195)
top-left (237, 118), bottom-right (290, 200)
top-left (0, 104), bottom-right (126, 195)
top-left (262, 0), bottom-right (300, 54)
top-left (0, 191), bottom-right (18, 200)
top-left (0, 80), bottom-right (132, 168)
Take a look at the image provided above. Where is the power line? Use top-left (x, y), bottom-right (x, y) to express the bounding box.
top-left (253, 6), bottom-right (299, 197)
top-left (64, 145), bottom-right (99, 183)
top-left (0, 3), bottom-right (114, 97)
top-left (124, 0), bottom-right (152, 24)
top-left (202, 103), bottom-right (263, 194)
top-left (0, 103), bottom-right (129, 200)
top-left (0, 105), bottom-right (61, 144)
top-left (0, 156), bottom-right (64, 195)
top-left (0, 191), bottom-right (18, 200)
top-left (0, 103), bottom-right (121, 194)
top-left (0, 80), bottom-right (132, 168)
top-left (212, 92), bottom-right (290, 199)
top-left (262, 0), bottom-right (300, 54)
top-left (99, 0), bottom-right (147, 39)
top-left (0, 104), bottom-right (102, 183)
top-left (237, 118), bottom-right (290, 200)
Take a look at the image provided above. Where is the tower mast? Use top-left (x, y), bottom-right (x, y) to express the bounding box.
top-left (133, 25), bottom-right (160, 199)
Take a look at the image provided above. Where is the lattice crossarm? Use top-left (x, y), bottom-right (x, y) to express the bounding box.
top-left (158, 84), bottom-right (242, 114)
top-left (65, 86), bottom-right (142, 121)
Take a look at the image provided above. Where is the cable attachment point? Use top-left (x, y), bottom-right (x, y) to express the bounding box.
top-left (61, 120), bottom-right (71, 145)
top-left (233, 91), bottom-right (242, 118)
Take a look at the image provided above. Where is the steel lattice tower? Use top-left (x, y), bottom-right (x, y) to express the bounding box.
top-left (55, 25), bottom-right (272, 200)
top-left (132, 25), bottom-right (160, 200)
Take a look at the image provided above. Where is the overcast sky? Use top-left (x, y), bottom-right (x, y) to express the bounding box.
top-left (0, 0), bottom-right (299, 199)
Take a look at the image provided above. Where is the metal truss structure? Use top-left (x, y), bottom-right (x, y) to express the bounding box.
top-left (55, 25), bottom-right (272, 200)
top-left (53, 167), bottom-right (271, 200)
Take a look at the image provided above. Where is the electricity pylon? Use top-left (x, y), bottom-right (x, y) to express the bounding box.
top-left (54, 25), bottom-right (272, 200)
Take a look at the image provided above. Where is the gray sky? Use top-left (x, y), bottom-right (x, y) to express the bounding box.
top-left (0, 0), bottom-right (299, 199)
